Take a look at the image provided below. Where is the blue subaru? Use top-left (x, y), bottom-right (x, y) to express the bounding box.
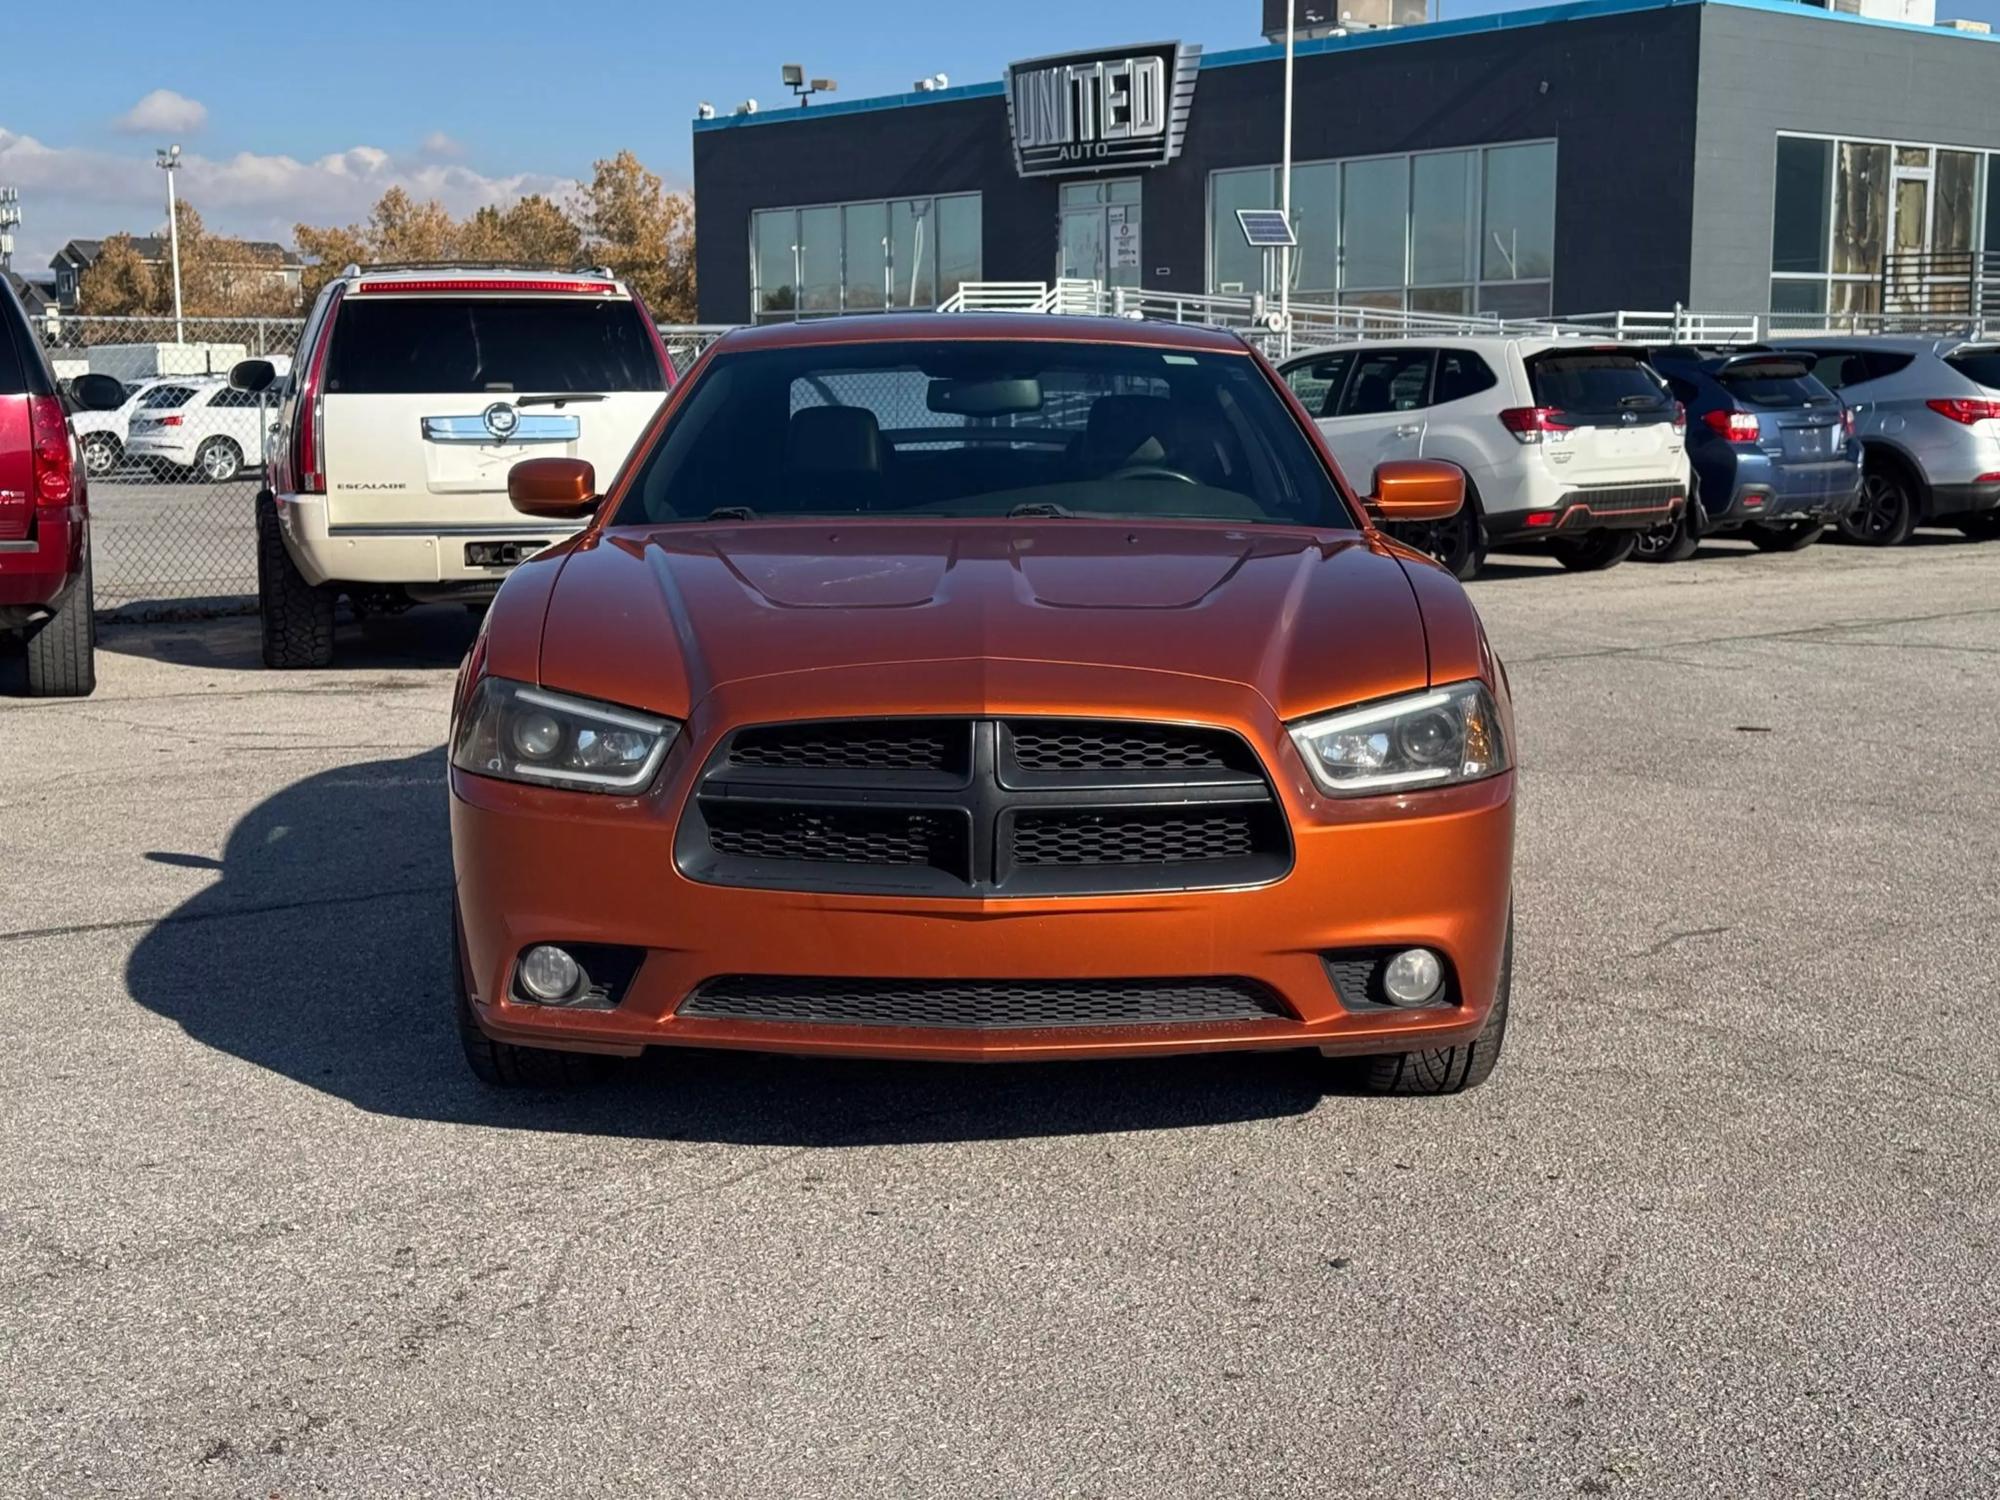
top-left (1634, 349), bottom-right (1863, 562)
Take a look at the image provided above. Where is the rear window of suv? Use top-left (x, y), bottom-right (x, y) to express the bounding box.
top-left (1944, 348), bottom-right (2000, 389)
top-left (1528, 353), bottom-right (1672, 416)
top-left (326, 296), bottom-right (666, 395)
top-left (1717, 359), bottom-right (1833, 408)
top-left (140, 385), bottom-right (197, 409)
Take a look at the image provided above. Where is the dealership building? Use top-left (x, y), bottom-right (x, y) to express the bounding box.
top-left (690, 0), bottom-right (2000, 327)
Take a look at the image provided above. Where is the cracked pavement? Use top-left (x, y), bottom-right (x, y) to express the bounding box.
top-left (1, 535), bottom-right (1996, 1498)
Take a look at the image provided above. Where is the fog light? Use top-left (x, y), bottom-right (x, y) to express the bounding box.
top-left (518, 944), bottom-right (583, 1003)
top-left (1382, 948), bottom-right (1444, 1007)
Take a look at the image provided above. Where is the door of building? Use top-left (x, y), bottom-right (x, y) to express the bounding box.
top-left (1058, 180), bottom-right (1142, 289)
top-left (1885, 148), bottom-right (1934, 314)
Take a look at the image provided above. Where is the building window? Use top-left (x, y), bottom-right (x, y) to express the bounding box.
top-left (1772, 133), bottom-right (1995, 323)
top-left (1207, 140), bottom-right (1554, 317)
top-left (750, 192), bottom-right (982, 320)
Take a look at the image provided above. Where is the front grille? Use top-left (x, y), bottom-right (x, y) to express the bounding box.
top-left (705, 803), bottom-right (964, 868)
top-left (1563, 481), bottom-right (1685, 516)
top-left (677, 717), bottom-right (1291, 898)
top-left (679, 974), bottom-right (1289, 1029)
top-left (1009, 721), bottom-right (1242, 774)
top-left (1010, 807), bottom-right (1260, 866)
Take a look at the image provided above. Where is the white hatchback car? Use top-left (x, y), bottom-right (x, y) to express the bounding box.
top-left (232, 264), bottom-right (675, 668)
top-left (1281, 337), bottom-right (1689, 577)
top-left (123, 377), bottom-right (271, 483)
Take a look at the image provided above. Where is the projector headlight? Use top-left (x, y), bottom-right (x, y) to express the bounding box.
top-left (452, 677), bottom-right (678, 794)
top-left (1289, 680), bottom-right (1509, 797)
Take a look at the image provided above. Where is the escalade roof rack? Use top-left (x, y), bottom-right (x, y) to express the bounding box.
top-left (342, 261), bottom-right (618, 277)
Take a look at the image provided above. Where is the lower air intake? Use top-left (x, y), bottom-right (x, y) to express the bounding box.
top-left (679, 975), bottom-right (1289, 1029)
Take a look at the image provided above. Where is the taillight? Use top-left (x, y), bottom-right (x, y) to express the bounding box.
top-left (1841, 405), bottom-right (1856, 437)
top-left (1672, 400), bottom-right (1687, 437)
top-left (1926, 398), bottom-right (2000, 424)
top-left (1498, 407), bottom-right (1571, 444)
top-left (26, 395), bottom-right (76, 506)
top-left (1702, 409), bottom-right (1762, 443)
top-left (158, 414), bottom-right (184, 428)
top-left (297, 285), bottom-right (345, 494)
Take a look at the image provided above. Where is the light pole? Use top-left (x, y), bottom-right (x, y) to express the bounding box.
top-left (155, 144), bottom-right (184, 343)
top-left (1279, 0), bottom-right (1296, 357)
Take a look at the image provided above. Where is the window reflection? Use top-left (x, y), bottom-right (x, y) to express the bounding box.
top-left (750, 194), bottom-right (980, 320)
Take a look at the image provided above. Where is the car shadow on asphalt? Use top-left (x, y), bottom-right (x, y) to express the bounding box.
top-left (98, 607), bottom-right (479, 673)
top-left (124, 746), bottom-right (1326, 1144)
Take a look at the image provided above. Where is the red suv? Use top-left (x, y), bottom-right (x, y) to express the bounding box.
top-left (0, 278), bottom-right (122, 697)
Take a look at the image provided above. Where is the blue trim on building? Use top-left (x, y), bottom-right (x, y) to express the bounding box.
top-left (691, 0), bottom-right (1996, 135)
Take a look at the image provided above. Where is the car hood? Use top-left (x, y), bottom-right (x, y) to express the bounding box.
top-left (534, 521), bottom-right (1432, 721)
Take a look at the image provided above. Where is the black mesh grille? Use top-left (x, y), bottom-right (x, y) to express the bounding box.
top-left (705, 804), bottom-right (962, 867)
top-left (729, 721), bottom-right (957, 772)
top-left (680, 975), bottom-right (1289, 1029)
top-left (1008, 721), bottom-right (1241, 773)
top-left (1010, 808), bottom-right (1259, 866)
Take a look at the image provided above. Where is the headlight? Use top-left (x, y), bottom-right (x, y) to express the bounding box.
top-left (451, 677), bottom-right (678, 794)
top-left (1289, 680), bottom-right (1509, 797)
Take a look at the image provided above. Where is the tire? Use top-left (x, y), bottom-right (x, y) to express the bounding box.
top-left (1390, 485), bottom-right (1486, 581)
top-left (453, 919), bottom-right (612, 1088)
top-left (1348, 919), bottom-right (1513, 1096)
top-left (1839, 460), bottom-right (1917, 547)
top-left (22, 548), bottom-right (97, 699)
top-left (1747, 521), bottom-right (1825, 553)
top-left (195, 437), bottom-right (244, 484)
top-left (256, 493), bottom-right (335, 669)
top-left (1547, 530), bottom-right (1638, 572)
top-left (80, 434), bottom-right (121, 477)
top-left (1632, 495), bottom-right (1700, 564)
top-left (1957, 512), bottom-right (2000, 541)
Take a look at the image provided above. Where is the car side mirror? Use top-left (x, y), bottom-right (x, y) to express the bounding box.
top-left (71, 373), bottom-right (129, 412)
top-left (509, 457), bottom-right (600, 520)
top-left (1365, 459), bottom-right (1464, 523)
top-left (230, 358), bottom-right (277, 394)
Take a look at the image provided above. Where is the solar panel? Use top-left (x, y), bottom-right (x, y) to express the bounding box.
top-left (1235, 209), bottom-right (1297, 248)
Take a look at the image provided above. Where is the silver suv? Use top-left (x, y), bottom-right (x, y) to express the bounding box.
top-left (1771, 335), bottom-right (2000, 545)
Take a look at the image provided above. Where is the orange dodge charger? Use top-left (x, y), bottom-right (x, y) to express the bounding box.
top-left (449, 314), bottom-right (1516, 1094)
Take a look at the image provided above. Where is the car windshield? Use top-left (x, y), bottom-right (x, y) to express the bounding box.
top-left (326, 296), bottom-right (666, 395)
top-left (613, 339), bottom-right (1351, 528)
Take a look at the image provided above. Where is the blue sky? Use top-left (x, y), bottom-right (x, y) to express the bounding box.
top-left (3, 0), bottom-right (1996, 266)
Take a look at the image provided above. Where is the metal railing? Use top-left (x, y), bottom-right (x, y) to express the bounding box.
top-left (1882, 250), bottom-right (2000, 322)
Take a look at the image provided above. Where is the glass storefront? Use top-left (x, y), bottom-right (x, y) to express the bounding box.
top-left (1771, 134), bottom-right (1993, 317)
top-left (751, 193), bottom-right (983, 320)
top-left (1207, 140), bottom-right (1555, 316)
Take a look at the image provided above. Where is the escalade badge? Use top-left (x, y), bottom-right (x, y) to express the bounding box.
top-left (483, 402), bottom-right (520, 441)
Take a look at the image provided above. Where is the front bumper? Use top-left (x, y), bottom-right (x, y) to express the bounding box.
top-left (450, 671), bottom-right (1517, 1063)
top-left (272, 491), bottom-right (579, 587)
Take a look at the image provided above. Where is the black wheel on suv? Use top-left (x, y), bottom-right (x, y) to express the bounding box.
top-left (1633, 490), bottom-right (1701, 564)
top-left (1747, 521), bottom-right (1825, 552)
top-left (1390, 481), bottom-right (1486, 581)
top-left (453, 918), bottom-right (613, 1088)
top-left (22, 547), bottom-right (96, 698)
top-left (1840, 459), bottom-right (1917, 546)
top-left (1957, 512), bottom-right (2000, 541)
top-left (1345, 919), bottom-right (1512, 1096)
top-left (1547, 530), bottom-right (1638, 572)
top-left (256, 492), bottom-right (335, 669)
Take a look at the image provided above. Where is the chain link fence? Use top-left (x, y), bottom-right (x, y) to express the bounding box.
top-left (33, 315), bottom-right (736, 614)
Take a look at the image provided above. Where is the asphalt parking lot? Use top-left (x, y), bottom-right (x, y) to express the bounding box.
top-left (87, 474), bottom-right (260, 608)
top-left (2, 535), bottom-right (1996, 1498)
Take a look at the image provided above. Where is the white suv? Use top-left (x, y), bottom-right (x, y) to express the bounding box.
top-left (1280, 337), bottom-right (1688, 577)
top-left (232, 265), bottom-right (675, 668)
top-left (122, 376), bottom-right (270, 482)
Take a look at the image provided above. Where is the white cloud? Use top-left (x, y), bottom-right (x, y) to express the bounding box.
top-left (419, 131), bottom-right (464, 159)
top-left (0, 126), bottom-right (575, 266)
top-left (113, 89), bottom-right (208, 136)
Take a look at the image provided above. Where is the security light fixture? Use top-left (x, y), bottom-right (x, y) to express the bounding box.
top-left (783, 64), bottom-right (835, 106)
top-left (914, 72), bottom-right (950, 92)
top-left (781, 63), bottom-right (805, 87)
top-left (696, 101), bottom-right (716, 120)
top-left (734, 99), bottom-right (759, 115)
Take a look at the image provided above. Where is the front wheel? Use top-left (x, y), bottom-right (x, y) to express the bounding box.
top-left (1547, 530), bottom-right (1638, 572)
top-left (1840, 465), bottom-right (1916, 546)
top-left (80, 435), bottom-right (121, 477)
top-left (1747, 521), bottom-right (1825, 553)
top-left (1345, 921), bottom-right (1512, 1096)
top-left (22, 549), bottom-right (96, 698)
